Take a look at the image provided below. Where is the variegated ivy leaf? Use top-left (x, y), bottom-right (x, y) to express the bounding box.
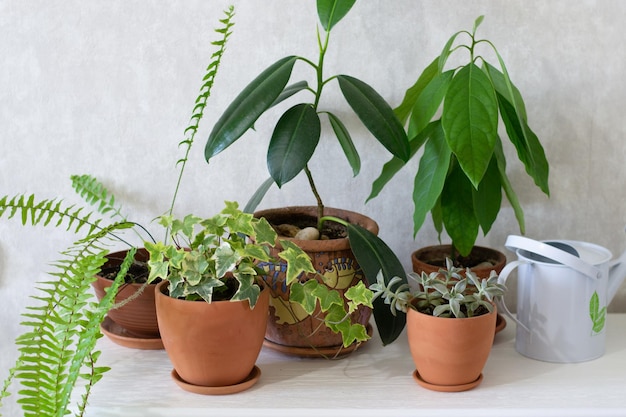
top-left (345, 281), bottom-right (374, 312)
top-left (289, 280), bottom-right (318, 314)
top-left (182, 251), bottom-right (210, 286)
top-left (225, 210), bottom-right (255, 236)
top-left (311, 283), bottom-right (344, 312)
top-left (324, 304), bottom-right (369, 347)
top-left (215, 242), bottom-right (238, 278)
top-left (253, 217), bottom-right (278, 246)
top-left (232, 274), bottom-right (261, 308)
top-left (277, 239), bottom-right (316, 284)
top-left (172, 214), bottom-right (203, 238)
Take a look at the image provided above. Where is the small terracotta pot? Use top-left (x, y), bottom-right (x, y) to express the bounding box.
top-left (155, 280), bottom-right (269, 387)
top-left (407, 305), bottom-right (497, 390)
top-left (92, 248), bottom-right (159, 337)
top-left (411, 244), bottom-right (507, 277)
top-left (254, 206), bottom-right (377, 352)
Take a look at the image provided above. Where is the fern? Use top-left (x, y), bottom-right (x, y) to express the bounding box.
top-left (167, 5), bottom-right (235, 221)
top-left (70, 174), bottom-right (126, 221)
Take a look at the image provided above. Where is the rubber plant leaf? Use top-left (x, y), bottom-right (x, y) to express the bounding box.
top-left (317, 0), bottom-right (356, 31)
top-left (344, 222), bottom-right (407, 345)
top-left (205, 56), bottom-right (297, 160)
top-left (243, 177), bottom-right (275, 214)
top-left (496, 91), bottom-right (550, 196)
top-left (267, 103), bottom-right (321, 187)
top-left (367, 121), bottom-right (439, 202)
top-left (412, 123), bottom-right (451, 237)
top-left (337, 74), bottom-right (410, 162)
top-left (442, 63), bottom-right (498, 188)
top-left (327, 111), bottom-right (360, 176)
top-left (441, 162), bottom-right (479, 256)
top-left (269, 80), bottom-right (309, 109)
top-left (472, 156), bottom-right (502, 236)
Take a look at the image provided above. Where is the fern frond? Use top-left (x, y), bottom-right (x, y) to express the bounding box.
top-left (167, 5), bottom-right (235, 222)
top-left (70, 174), bottom-right (126, 221)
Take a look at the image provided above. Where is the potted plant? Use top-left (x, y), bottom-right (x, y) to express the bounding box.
top-left (204, 0), bottom-right (410, 354)
top-left (368, 16), bottom-right (550, 277)
top-left (144, 201), bottom-right (371, 392)
top-left (371, 258), bottom-right (506, 392)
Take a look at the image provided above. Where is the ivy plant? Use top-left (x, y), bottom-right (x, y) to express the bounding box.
top-left (368, 16), bottom-right (550, 257)
top-left (205, 0), bottom-right (409, 220)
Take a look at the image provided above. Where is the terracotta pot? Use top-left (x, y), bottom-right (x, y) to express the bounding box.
top-left (254, 206), bottom-right (377, 353)
top-left (411, 244), bottom-right (507, 277)
top-left (407, 305), bottom-right (497, 391)
top-left (155, 280), bottom-right (269, 388)
top-left (92, 248), bottom-right (159, 337)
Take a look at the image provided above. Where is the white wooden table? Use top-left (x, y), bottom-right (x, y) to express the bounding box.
top-left (83, 314), bottom-right (626, 416)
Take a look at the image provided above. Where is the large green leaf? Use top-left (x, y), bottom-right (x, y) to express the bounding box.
top-left (482, 62), bottom-right (527, 120)
top-left (243, 177), bottom-right (275, 214)
top-left (412, 123), bottom-right (451, 236)
top-left (441, 162), bottom-right (479, 256)
top-left (344, 223), bottom-right (407, 345)
top-left (493, 137), bottom-right (525, 234)
top-left (205, 56), bottom-right (297, 160)
top-left (317, 0), bottom-right (356, 31)
top-left (408, 69), bottom-right (454, 138)
top-left (394, 57), bottom-right (439, 125)
top-left (472, 156), bottom-right (501, 236)
top-left (337, 75), bottom-right (410, 162)
top-left (497, 91), bottom-right (550, 196)
top-left (367, 121), bottom-right (439, 202)
top-left (270, 80), bottom-right (309, 109)
top-left (327, 111), bottom-right (360, 176)
top-left (442, 63), bottom-right (498, 188)
top-left (267, 104), bottom-right (321, 187)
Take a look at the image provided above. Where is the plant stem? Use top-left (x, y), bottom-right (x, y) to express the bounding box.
top-left (304, 165), bottom-right (324, 221)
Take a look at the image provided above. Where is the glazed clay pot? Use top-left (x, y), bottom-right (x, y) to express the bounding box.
top-left (407, 305), bottom-right (497, 391)
top-left (155, 280), bottom-right (269, 387)
top-left (254, 206), bottom-right (377, 352)
top-left (92, 248), bottom-right (159, 337)
top-left (411, 244), bottom-right (507, 277)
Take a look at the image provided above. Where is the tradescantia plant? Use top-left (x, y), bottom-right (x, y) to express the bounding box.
top-left (146, 202), bottom-right (374, 347)
top-left (368, 16), bottom-right (550, 258)
top-left (205, 0), bottom-right (410, 220)
top-left (371, 258), bottom-right (506, 318)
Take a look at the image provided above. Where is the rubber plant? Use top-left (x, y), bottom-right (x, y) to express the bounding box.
top-left (204, 0), bottom-right (411, 346)
top-left (368, 16), bottom-right (550, 258)
top-left (0, 7), bottom-right (235, 416)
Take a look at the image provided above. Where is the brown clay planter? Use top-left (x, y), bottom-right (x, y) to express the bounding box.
top-left (92, 248), bottom-right (162, 347)
top-left (155, 280), bottom-right (269, 391)
top-left (411, 244), bottom-right (507, 334)
top-left (407, 305), bottom-right (497, 391)
top-left (254, 206), bottom-right (377, 356)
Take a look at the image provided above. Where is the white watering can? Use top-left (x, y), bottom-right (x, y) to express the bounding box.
top-left (497, 234), bottom-right (626, 363)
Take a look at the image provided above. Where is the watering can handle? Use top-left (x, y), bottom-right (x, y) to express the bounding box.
top-left (496, 260), bottom-right (530, 333)
top-left (505, 235), bottom-right (602, 280)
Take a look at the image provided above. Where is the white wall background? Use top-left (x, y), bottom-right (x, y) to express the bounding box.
top-left (1, 0), bottom-right (625, 413)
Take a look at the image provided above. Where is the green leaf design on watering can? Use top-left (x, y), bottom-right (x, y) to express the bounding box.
top-left (589, 291), bottom-right (607, 334)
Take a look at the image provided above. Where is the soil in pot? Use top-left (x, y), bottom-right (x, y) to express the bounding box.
top-left (254, 206), bottom-right (377, 357)
top-left (92, 248), bottom-right (163, 348)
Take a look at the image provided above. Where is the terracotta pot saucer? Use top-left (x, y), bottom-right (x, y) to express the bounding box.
top-left (412, 370), bottom-right (483, 392)
top-left (100, 316), bottom-right (164, 350)
top-left (263, 323), bottom-right (373, 358)
top-left (171, 366), bottom-right (261, 395)
top-left (495, 314), bottom-right (507, 334)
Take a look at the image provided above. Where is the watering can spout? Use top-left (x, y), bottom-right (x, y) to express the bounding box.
top-left (607, 249), bottom-right (626, 304)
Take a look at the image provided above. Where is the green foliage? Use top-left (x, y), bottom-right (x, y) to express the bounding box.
top-left (145, 202), bottom-right (316, 308)
top-left (371, 258), bottom-right (506, 319)
top-left (589, 291), bottom-right (606, 334)
top-left (206, 0), bottom-right (409, 214)
top-left (369, 16), bottom-right (550, 256)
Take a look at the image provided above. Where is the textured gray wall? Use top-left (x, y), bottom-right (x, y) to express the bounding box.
top-left (1, 1), bottom-right (625, 413)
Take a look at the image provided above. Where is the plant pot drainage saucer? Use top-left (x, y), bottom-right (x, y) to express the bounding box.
top-left (171, 366), bottom-right (261, 395)
top-left (100, 316), bottom-right (163, 350)
top-left (263, 323), bottom-right (373, 358)
top-left (412, 370), bottom-right (483, 392)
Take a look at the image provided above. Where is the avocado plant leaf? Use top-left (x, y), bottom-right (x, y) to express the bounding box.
top-left (412, 122), bottom-right (451, 237)
top-left (394, 57), bottom-right (439, 125)
top-left (337, 74), bottom-right (410, 162)
top-left (205, 56), bottom-right (298, 160)
top-left (343, 222), bottom-right (407, 345)
top-left (327, 112), bottom-right (361, 176)
top-left (472, 156), bottom-right (502, 236)
top-left (267, 104), bottom-right (321, 187)
top-left (408, 69), bottom-right (454, 138)
top-left (367, 120), bottom-right (439, 202)
top-left (441, 162), bottom-right (479, 256)
top-left (317, 0), bottom-right (356, 31)
top-left (442, 63), bottom-right (498, 188)
top-left (496, 91), bottom-right (550, 196)
top-left (493, 138), bottom-right (525, 234)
